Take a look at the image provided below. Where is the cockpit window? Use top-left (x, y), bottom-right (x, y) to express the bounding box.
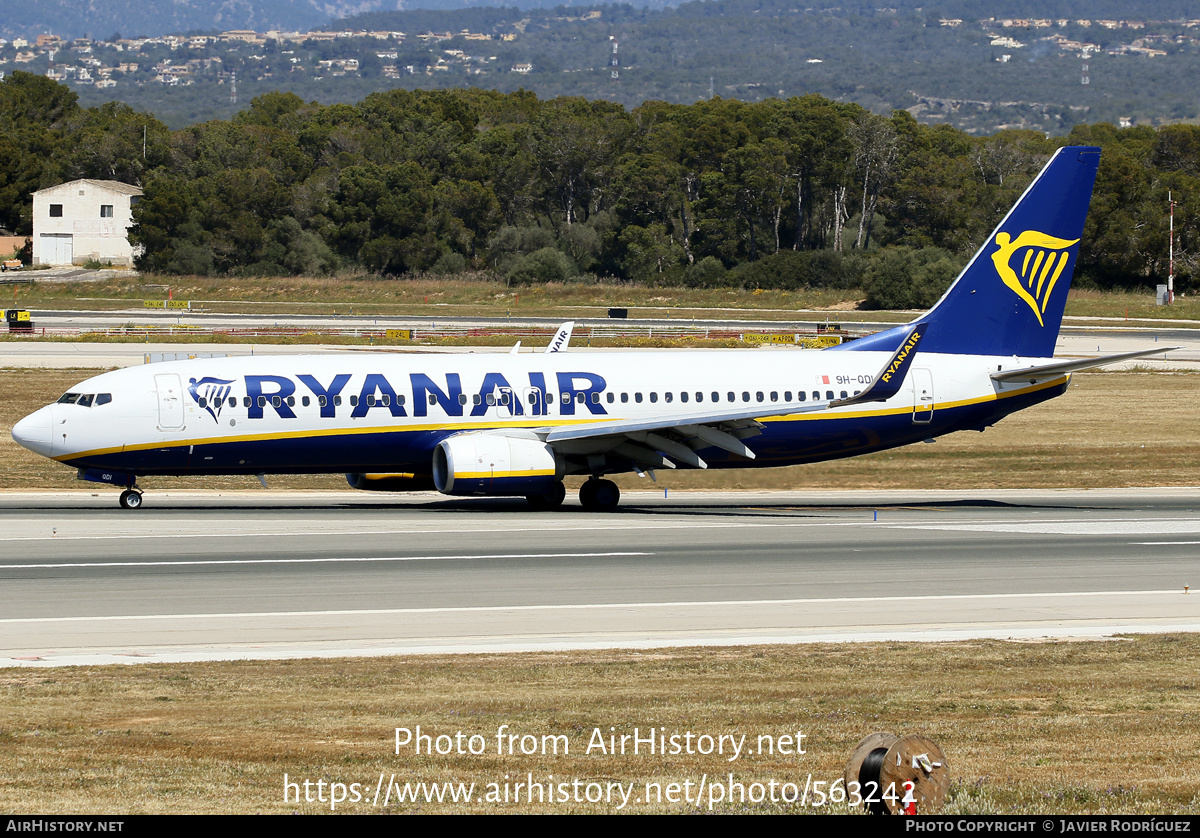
top-left (96, 393), bottom-right (112, 406)
top-left (77, 394), bottom-right (94, 407)
top-left (57, 393), bottom-right (80, 404)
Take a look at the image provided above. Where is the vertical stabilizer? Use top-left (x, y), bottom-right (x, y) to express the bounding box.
top-left (837, 146), bottom-right (1101, 358)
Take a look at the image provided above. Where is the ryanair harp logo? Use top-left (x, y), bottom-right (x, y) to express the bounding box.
top-left (188, 376), bottom-right (234, 423)
top-left (990, 230), bottom-right (1079, 327)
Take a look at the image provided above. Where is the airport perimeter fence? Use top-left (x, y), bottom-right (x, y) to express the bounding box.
top-left (5, 323), bottom-right (852, 345)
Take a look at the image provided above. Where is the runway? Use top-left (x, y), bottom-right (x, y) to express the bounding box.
top-left (2, 489), bottom-right (1198, 667)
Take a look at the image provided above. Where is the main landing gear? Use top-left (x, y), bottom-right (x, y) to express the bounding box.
top-left (526, 480), bottom-right (567, 511)
top-left (578, 478), bottom-right (620, 512)
top-left (119, 488), bottom-right (144, 509)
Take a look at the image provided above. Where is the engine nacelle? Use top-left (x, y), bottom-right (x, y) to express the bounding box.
top-left (432, 432), bottom-right (561, 496)
top-left (345, 473), bottom-right (435, 492)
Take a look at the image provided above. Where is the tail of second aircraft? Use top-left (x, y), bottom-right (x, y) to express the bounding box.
top-left (837, 145), bottom-right (1101, 358)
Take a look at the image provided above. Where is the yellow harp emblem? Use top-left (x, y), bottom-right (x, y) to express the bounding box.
top-left (990, 230), bottom-right (1080, 327)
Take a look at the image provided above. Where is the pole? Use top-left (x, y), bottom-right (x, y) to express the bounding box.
top-left (1169, 191), bottom-right (1176, 304)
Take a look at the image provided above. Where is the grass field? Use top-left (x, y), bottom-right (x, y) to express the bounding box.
top-left (8, 274), bottom-right (1200, 325)
top-left (3, 637), bottom-right (1199, 814)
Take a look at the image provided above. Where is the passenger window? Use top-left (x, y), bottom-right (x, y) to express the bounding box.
top-left (428, 394), bottom-right (437, 406)
top-left (812, 391), bottom-right (820, 401)
top-left (841, 390), bottom-right (848, 399)
top-left (561, 393), bottom-right (571, 405)
top-left (798, 391), bottom-right (806, 402)
top-left (272, 396), bottom-right (282, 408)
top-left (318, 395), bottom-right (327, 407)
top-left (680, 391), bottom-right (689, 403)
top-left (397, 395), bottom-right (405, 406)
top-left (458, 394), bottom-right (468, 406)
top-left (244, 396), bottom-right (252, 407)
top-left (286, 396), bottom-right (295, 407)
top-left (486, 393), bottom-right (495, 406)
top-left (228, 397), bottom-right (236, 407)
top-left (770, 391), bottom-right (778, 402)
top-left (302, 396), bottom-right (310, 407)
top-left (607, 393), bottom-right (615, 403)
top-left (197, 397), bottom-right (207, 408)
top-left (784, 391), bottom-right (792, 401)
top-left (635, 393), bottom-right (643, 403)
top-left (366, 395), bottom-right (376, 407)
top-left (382, 395), bottom-right (391, 406)
top-left (621, 393), bottom-right (628, 403)
top-left (576, 393), bottom-right (586, 403)
top-left (711, 392), bottom-right (718, 402)
top-left (727, 392), bottom-right (735, 402)
top-left (472, 394), bottom-right (482, 405)
top-left (258, 396), bottom-right (267, 407)
top-left (96, 393), bottom-right (112, 406)
top-left (742, 392), bottom-right (750, 402)
top-left (826, 391), bottom-right (834, 400)
top-left (756, 392), bottom-right (764, 402)
top-left (664, 392), bottom-right (672, 403)
top-left (350, 395), bottom-right (359, 407)
top-left (650, 392), bottom-right (658, 403)
top-left (334, 396), bottom-right (342, 406)
top-left (591, 392), bottom-right (600, 404)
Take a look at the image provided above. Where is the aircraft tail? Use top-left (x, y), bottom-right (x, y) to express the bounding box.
top-left (836, 145), bottom-right (1101, 358)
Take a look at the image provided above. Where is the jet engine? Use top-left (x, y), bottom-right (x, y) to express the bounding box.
top-left (432, 432), bottom-right (561, 496)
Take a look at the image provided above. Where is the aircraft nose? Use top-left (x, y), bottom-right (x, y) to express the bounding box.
top-left (12, 406), bottom-right (54, 457)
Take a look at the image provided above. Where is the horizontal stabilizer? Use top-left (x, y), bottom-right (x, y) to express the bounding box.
top-left (990, 347), bottom-right (1181, 383)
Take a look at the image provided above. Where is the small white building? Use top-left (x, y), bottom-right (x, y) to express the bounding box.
top-left (32, 179), bottom-right (143, 267)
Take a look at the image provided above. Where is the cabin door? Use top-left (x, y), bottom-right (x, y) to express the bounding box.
top-left (155, 373), bottom-right (186, 431)
top-left (912, 368), bottom-right (934, 424)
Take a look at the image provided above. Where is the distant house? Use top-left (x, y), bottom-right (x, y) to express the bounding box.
top-left (32, 179), bottom-right (143, 267)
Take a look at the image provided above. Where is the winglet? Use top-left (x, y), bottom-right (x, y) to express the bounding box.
top-left (831, 321), bottom-right (928, 407)
top-left (545, 321), bottom-right (574, 353)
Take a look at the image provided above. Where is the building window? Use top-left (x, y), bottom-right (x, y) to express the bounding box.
top-left (100, 205), bottom-right (114, 218)
top-left (49, 204), bottom-right (63, 217)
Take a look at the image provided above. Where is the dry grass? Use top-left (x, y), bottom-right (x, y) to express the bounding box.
top-left (16, 275), bottom-right (1200, 325)
top-left (1, 368), bottom-right (1196, 493)
top-left (2, 638), bottom-right (1199, 813)
top-left (11, 274), bottom-right (877, 322)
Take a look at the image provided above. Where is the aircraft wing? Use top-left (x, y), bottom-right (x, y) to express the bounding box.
top-left (990, 347), bottom-right (1180, 384)
top-left (541, 323), bottom-right (927, 470)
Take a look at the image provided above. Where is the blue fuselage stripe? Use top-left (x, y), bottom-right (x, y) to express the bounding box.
top-left (60, 383), bottom-right (1064, 477)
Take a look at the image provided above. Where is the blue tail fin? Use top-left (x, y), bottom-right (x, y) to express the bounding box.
top-left (837, 145), bottom-right (1101, 357)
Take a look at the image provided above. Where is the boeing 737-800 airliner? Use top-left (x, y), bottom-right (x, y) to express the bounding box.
top-left (11, 146), bottom-right (1169, 510)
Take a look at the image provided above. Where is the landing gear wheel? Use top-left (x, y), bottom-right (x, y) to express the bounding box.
top-left (526, 480), bottom-right (566, 511)
top-left (579, 478), bottom-right (620, 511)
top-left (119, 489), bottom-right (143, 510)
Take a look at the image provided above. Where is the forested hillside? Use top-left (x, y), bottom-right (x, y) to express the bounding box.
top-left (3, 72), bottom-right (1197, 304)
